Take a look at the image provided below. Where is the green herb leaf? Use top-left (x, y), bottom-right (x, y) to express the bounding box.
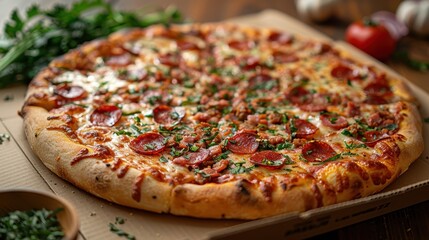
top-left (276, 141), bottom-right (294, 150)
top-left (115, 217), bottom-right (126, 225)
top-left (214, 150), bottom-right (230, 161)
top-left (109, 223), bottom-right (135, 240)
top-left (379, 123), bottom-right (398, 131)
top-left (189, 145), bottom-right (199, 152)
top-left (0, 0), bottom-right (183, 88)
top-left (160, 155), bottom-right (169, 163)
top-left (0, 133), bottom-right (11, 145)
top-left (344, 141), bottom-right (367, 150)
top-left (193, 168), bottom-right (211, 178)
top-left (228, 161), bottom-right (255, 174)
top-left (341, 129), bottom-right (353, 137)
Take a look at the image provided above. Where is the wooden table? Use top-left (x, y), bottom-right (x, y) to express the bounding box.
top-left (135, 1), bottom-right (429, 239)
top-left (1, 1), bottom-right (428, 239)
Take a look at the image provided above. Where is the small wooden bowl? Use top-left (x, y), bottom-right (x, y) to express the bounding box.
top-left (0, 189), bottom-right (79, 240)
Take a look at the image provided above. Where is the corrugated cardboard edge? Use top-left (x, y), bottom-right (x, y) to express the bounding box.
top-left (207, 181), bottom-right (429, 240)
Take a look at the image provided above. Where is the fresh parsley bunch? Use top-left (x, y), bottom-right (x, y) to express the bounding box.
top-left (0, 0), bottom-right (183, 88)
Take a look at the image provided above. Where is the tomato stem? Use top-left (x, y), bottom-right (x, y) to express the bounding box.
top-left (363, 18), bottom-right (378, 27)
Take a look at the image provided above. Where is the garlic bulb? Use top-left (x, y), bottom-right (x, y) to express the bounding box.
top-left (295, 0), bottom-right (341, 22)
top-left (397, 0), bottom-right (429, 36)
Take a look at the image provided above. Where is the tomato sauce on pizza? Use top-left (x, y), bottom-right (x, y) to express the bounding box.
top-left (21, 24), bottom-right (424, 219)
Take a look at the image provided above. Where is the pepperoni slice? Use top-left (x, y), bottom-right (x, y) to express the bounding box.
top-left (301, 93), bottom-right (341, 112)
top-left (226, 130), bottom-right (259, 154)
top-left (90, 105), bottom-right (122, 127)
top-left (331, 64), bottom-right (360, 80)
top-left (360, 130), bottom-right (390, 147)
top-left (157, 54), bottom-right (180, 67)
top-left (273, 51), bottom-right (299, 63)
top-left (228, 40), bottom-right (254, 51)
top-left (364, 81), bottom-right (392, 105)
top-left (267, 32), bottom-right (293, 44)
top-left (365, 95), bottom-right (388, 105)
top-left (286, 119), bottom-right (318, 139)
top-left (298, 93), bottom-right (330, 112)
top-left (173, 148), bottom-right (210, 166)
top-left (299, 104), bottom-right (327, 112)
top-left (320, 113), bottom-right (348, 130)
top-left (239, 56), bottom-right (261, 70)
top-left (153, 105), bottom-right (185, 126)
top-left (176, 40), bottom-right (200, 51)
top-left (287, 87), bottom-right (339, 112)
top-left (105, 53), bottom-right (133, 67)
top-left (313, 42), bottom-right (334, 55)
top-left (364, 82), bottom-right (391, 96)
top-left (49, 104), bottom-right (86, 115)
top-left (302, 141), bottom-right (337, 162)
top-left (250, 151), bottom-right (285, 170)
top-left (129, 133), bottom-right (166, 155)
top-left (346, 102), bottom-right (361, 117)
top-left (54, 85), bottom-right (87, 101)
top-left (285, 86), bottom-right (310, 105)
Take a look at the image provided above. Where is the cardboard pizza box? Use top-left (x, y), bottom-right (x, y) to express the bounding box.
top-left (1, 9), bottom-right (429, 240)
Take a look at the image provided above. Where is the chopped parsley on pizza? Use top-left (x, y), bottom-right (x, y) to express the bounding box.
top-left (20, 24), bottom-right (423, 219)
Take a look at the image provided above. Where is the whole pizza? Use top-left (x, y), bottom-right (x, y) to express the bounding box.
top-left (20, 24), bottom-right (424, 219)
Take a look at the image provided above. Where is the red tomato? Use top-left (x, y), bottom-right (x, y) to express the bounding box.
top-left (345, 20), bottom-right (396, 61)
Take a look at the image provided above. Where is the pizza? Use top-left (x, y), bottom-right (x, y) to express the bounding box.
top-left (20, 23), bottom-right (424, 219)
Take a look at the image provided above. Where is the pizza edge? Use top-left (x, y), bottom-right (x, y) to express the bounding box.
top-left (20, 23), bottom-right (425, 220)
top-left (21, 101), bottom-right (423, 219)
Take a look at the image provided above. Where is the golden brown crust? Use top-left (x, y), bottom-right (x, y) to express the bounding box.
top-left (23, 106), bottom-right (172, 213)
top-left (22, 23), bottom-right (424, 220)
top-left (170, 175), bottom-right (325, 219)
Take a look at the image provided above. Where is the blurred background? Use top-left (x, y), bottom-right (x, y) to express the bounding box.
top-left (1, 0), bottom-right (427, 90)
top-left (0, 0), bottom-right (408, 35)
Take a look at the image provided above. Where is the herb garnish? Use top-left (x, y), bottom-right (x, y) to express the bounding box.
top-left (214, 151), bottom-right (231, 161)
top-left (228, 161), bottom-right (255, 174)
top-left (0, 133), bottom-right (11, 145)
top-left (159, 155), bottom-right (169, 163)
top-left (181, 95), bottom-right (201, 106)
top-left (378, 123), bottom-right (398, 131)
top-left (344, 141), bottom-right (367, 149)
top-left (193, 168), bottom-right (211, 178)
top-left (0, 0), bottom-right (183, 88)
top-left (170, 147), bottom-right (185, 157)
top-left (115, 123), bottom-right (152, 137)
top-left (258, 139), bottom-right (276, 150)
top-left (189, 145), bottom-right (199, 152)
top-left (355, 119), bottom-right (374, 131)
top-left (109, 222), bottom-right (135, 240)
top-left (276, 141), bottom-right (294, 150)
top-left (0, 208), bottom-right (64, 240)
top-left (115, 217), bottom-right (126, 225)
top-left (341, 129), bottom-right (353, 137)
top-left (283, 154), bottom-right (294, 165)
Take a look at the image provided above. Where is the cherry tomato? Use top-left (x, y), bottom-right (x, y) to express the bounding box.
top-left (345, 19), bottom-right (396, 61)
